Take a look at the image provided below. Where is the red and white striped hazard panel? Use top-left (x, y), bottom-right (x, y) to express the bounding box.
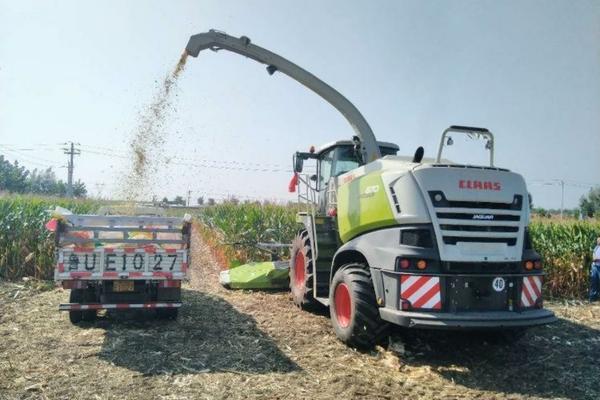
top-left (400, 275), bottom-right (442, 310)
top-left (521, 276), bottom-right (542, 308)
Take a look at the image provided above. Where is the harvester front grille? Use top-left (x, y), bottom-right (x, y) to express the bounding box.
top-left (439, 225), bottom-right (519, 233)
top-left (442, 236), bottom-right (517, 246)
top-left (436, 212), bottom-right (520, 221)
top-left (429, 191), bottom-right (522, 248)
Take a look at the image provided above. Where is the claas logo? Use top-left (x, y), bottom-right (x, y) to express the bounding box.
top-left (459, 180), bottom-right (501, 191)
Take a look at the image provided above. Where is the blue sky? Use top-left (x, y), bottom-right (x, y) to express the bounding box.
top-left (1, 0), bottom-right (598, 208)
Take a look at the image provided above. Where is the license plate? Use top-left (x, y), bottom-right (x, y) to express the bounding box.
top-left (61, 250), bottom-right (102, 273)
top-left (103, 251), bottom-right (183, 273)
top-left (113, 281), bottom-right (134, 292)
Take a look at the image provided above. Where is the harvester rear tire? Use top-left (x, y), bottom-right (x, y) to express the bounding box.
top-left (289, 229), bottom-right (315, 308)
top-left (329, 264), bottom-right (388, 349)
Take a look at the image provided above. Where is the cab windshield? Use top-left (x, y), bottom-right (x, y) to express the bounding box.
top-left (332, 146), bottom-right (360, 177)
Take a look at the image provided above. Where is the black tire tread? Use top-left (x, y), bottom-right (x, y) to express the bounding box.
top-left (157, 308), bottom-right (179, 320)
top-left (82, 288), bottom-right (97, 322)
top-left (330, 264), bottom-right (389, 348)
top-left (68, 289), bottom-right (83, 324)
top-left (289, 230), bottom-right (315, 307)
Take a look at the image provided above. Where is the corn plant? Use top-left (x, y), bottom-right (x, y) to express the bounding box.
top-left (197, 202), bottom-right (299, 266)
top-left (529, 219), bottom-right (600, 298)
top-left (0, 195), bottom-right (100, 280)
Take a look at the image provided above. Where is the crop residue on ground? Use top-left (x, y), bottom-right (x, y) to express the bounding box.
top-left (1, 228), bottom-right (599, 399)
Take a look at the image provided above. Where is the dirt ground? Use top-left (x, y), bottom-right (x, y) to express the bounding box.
top-left (1, 235), bottom-right (600, 399)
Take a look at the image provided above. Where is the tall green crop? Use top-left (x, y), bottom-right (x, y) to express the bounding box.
top-left (0, 195), bottom-right (101, 280)
top-left (529, 219), bottom-right (600, 298)
top-left (198, 202), bottom-right (299, 266)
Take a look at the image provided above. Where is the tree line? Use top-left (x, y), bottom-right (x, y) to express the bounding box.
top-left (532, 186), bottom-right (600, 218)
top-left (0, 155), bottom-right (87, 197)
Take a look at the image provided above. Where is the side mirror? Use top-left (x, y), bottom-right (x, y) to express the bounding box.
top-left (294, 154), bottom-right (304, 173)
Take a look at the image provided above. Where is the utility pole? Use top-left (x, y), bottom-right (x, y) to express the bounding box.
top-left (559, 179), bottom-right (565, 219)
top-left (62, 142), bottom-right (80, 197)
top-left (187, 190), bottom-right (192, 207)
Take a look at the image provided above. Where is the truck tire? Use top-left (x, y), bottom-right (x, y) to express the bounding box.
top-left (157, 308), bottom-right (179, 320)
top-left (329, 264), bottom-right (388, 348)
top-left (69, 288), bottom-right (96, 323)
top-left (69, 289), bottom-right (83, 324)
top-left (156, 287), bottom-right (181, 320)
top-left (81, 288), bottom-right (97, 322)
top-left (289, 229), bottom-right (315, 307)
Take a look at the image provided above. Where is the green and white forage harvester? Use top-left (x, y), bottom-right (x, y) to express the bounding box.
top-left (186, 30), bottom-right (557, 347)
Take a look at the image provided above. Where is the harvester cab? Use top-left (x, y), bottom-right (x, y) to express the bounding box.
top-left (293, 140), bottom-right (399, 215)
top-left (185, 29), bottom-right (556, 348)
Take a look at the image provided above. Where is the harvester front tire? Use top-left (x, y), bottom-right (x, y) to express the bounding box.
top-left (329, 264), bottom-right (388, 349)
top-left (289, 229), bottom-right (315, 308)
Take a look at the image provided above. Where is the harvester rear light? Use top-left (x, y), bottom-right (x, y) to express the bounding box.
top-left (416, 260), bottom-right (427, 270)
top-left (399, 259), bottom-right (410, 269)
top-left (524, 260), bottom-right (534, 271)
top-left (534, 260), bottom-right (542, 270)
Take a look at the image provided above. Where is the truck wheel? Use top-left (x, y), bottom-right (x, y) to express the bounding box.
top-left (329, 264), bottom-right (388, 348)
top-left (289, 230), bottom-right (314, 307)
top-left (157, 308), bottom-right (179, 320)
top-left (69, 289), bottom-right (83, 324)
top-left (82, 288), bottom-right (97, 322)
top-left (156, 287), bottom-right (181, 320)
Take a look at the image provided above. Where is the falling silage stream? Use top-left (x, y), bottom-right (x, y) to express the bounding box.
top-left (121, 51), bottom-right (189, 201)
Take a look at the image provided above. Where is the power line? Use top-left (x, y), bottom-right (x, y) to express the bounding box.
top-left (77, 143), bottom-right (288, 168)
top-left (0, 146), bottom-right (63, 169)
top-left (78, 148), bottom-right (294, 173)
top-left (2, 142), bottom-right (293, 170)
top-left (527, 179), bottom-right (598, 217)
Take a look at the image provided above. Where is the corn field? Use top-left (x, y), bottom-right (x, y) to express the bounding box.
top-left (1, 195), bottom-right (599, 299)
top-left (197, 202), bottom-right (299, 267)
top-left (199, 203), bottom-right (600, 298)
top-left (529, 219), bottom-right (600, 299)
top-left (0, 195), bottom-right (100, 280)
